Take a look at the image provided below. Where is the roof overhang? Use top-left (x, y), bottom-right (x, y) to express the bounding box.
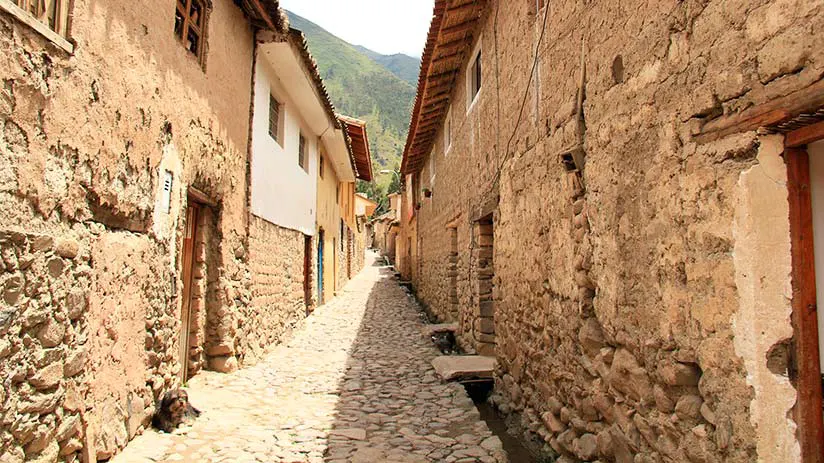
top-left (236, 0), bottom-right (286, 33)
top-left (340, 116), bottom-right (374, 181)
top-left (401, 0), bottom-right (486, 175)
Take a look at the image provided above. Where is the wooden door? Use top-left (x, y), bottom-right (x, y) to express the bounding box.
top-left (786, 124), bottom-right (824, 462)
top-left (180, 202), bottom-right (200, 382)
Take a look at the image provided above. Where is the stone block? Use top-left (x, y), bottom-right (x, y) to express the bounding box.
top-left (431, 355), bottom-right (495, 381)
top-left (30, 363), bottom-right (63, 389)
top-left (37, 319), bottom-right (65, 348)
top-left (675, 394), bottom-right (703, 419)
top-left (55, 238), bottom-right (79, 259)
top-left (479, 300), bottom-right (494, 317)
top-left (476, 317), bottom-right (495, 335)
top-left (658, 362), bottom-right (701, 386)
top-left (210, 355), bottom-right (238, 373)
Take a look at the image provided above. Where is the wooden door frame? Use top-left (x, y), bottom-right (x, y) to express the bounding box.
top-left (180, 200), bottom-right (201, 382)
top-left (785, 124), bottom-right (824, 463)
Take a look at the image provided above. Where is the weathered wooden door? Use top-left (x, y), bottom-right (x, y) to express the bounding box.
top-left (180, 202), bottom-right (200, 381)
top-left (786, 126), bottom-right (824, 462)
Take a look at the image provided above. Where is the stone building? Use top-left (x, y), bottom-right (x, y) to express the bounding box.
top-left (400, 0), bottom-right (824, 461)
top-left (0, 0), bottom-right (374, 461)
top-left (246, 25), bottom-right (354, 357)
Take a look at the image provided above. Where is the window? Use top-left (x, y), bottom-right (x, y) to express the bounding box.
top-left (444, 106), bottom-right (452, 153)
top-left (268, 95), bottom-right (282, 144)
top-left (3, 0), bottom-right (72, 51)
top-left (174, 0), bottom-right (209, 64)
top-left (319, 153), bottom-right (325, 179)
top-left (298, 133), bottom-right (307, 172)
top-left (467, 46), bottom-right (482, 109)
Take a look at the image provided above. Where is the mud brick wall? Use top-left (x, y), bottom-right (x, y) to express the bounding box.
top-left (408, 0), bottom-right (824, 461)
top-left (0, 0), bottom-right (255, 460)
top-left (243, 215), bottom-right (312, 365)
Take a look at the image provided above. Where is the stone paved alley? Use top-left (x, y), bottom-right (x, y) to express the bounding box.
top-left (113, 252), bottom-right (506, 463)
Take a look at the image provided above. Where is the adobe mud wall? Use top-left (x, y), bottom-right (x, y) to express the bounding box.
top-left (409, 0), bottom-right (824, 461)
top-left (0, 0), bottom-right (255, 460)
top-left (242, 215), bottom-right (314, 365)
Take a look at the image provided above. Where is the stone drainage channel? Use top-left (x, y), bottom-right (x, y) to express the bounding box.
top-left (397, 274), bottom-right (542, 463)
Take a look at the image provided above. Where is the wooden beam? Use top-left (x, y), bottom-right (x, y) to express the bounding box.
top-left (697, 79), bottom-right (824, 143)
top-left (786, 146), bottom-right (824, 463)
top-left (440, 19), bottom-right (478, 36)
top-left (786, 120), bottom-right (824, 148)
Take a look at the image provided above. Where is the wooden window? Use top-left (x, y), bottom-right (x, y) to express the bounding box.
top-left (3, 0), bottom-right (72, 51)
top-left (174, 0), bottom-right (209, 65)
top-left (268, 95), bottom-right (281, 144)
top-left (298, 133), bottom-right (307, 171)
top-left (467, 46), bottom-right (482, 109)
top-left (319, 153), bottom-right (325, 179)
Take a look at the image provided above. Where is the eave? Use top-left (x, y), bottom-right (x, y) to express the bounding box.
top-left (401, 0), bottom-right (486, 175)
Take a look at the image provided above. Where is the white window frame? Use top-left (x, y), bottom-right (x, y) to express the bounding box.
top-left (466, 39), bottom-right (482, 113)
top-left (0, 0), bottom-right (73, 53)
top-left (268, 92), bottom-right (285, 147)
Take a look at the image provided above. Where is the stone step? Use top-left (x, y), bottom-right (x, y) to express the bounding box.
top-left (420, 323), bottom-right (459, 337)
top-left (432, 355), bottom-right (496, 382)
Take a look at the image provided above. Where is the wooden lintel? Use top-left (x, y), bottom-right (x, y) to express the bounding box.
top-left (786, 120), bottom-right (824, 148)
top-left (188, 186), bottom-right (218, 207)
top-left (697, 79), bottom-right (824, 143)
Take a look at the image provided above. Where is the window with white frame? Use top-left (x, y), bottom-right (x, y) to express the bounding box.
top-left (467, 44), bottom-right (482, 110)
top-left (1, 0), bottom-right (72, 51)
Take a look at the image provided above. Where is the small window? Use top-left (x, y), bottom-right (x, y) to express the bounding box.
top-left (467, 48), bottom-right (482, 108)
top-left (268, 95), bottom-right (282, 144)
top-left (174, 0), bottom-right (209, 65)
top-left (4, 0), bottom-right (72, 51)
top-left (298, 133), bottom-right (307, 172)
top-left (444, 107), bottom-right (452, 153)
top-left (319, 153), bottom-right (325, 179)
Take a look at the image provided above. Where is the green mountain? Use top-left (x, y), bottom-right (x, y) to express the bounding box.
top-left (287, 12), bottom-right (419, 185)
top-left (353, 45), bottom-right (421, 86)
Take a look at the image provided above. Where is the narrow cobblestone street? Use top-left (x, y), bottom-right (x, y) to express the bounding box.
top-left (113, 252), bottom-right (505, 463)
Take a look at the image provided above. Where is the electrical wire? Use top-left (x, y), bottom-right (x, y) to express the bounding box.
top-left (485, 0), bottom-right (552, 199)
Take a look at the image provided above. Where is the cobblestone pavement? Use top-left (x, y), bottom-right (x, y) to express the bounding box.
top-left (114, 252), bottom-right (506, 463)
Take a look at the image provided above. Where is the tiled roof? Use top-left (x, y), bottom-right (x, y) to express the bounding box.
top-left (401, 0), bottom-right (486, 175)
top-left (236, 0), bottom-right (287, 33)
top-left (340, 116), bottom-right (374, 182)
top-left (288, 28), bottom-right (341, 131)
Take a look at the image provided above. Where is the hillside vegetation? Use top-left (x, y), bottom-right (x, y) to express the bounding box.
top-left (288, 12), bottom-right (419, 186)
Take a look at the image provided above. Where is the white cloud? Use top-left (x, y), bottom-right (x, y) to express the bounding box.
top-left (280, 0), bottom-right (435, 57)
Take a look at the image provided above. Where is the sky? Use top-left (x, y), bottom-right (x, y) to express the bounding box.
top-left (280, 0), bottom-right (435, 58)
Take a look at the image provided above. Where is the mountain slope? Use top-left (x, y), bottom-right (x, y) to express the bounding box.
top-left (353, 45), bottom-right (421, 86)
top-left (287, 12), bottom-right (418, 176)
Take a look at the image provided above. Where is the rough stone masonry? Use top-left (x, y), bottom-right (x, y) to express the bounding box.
top-left (0, 1), bottom-right (298, 461)
top-left (400, 0), bottom-right (824, 462)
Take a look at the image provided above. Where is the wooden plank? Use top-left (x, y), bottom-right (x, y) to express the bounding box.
top-left (188, 186), bottom-right (217, 207)
top-left (786, 146), bottom-right (824, 463)
top-left (787, 120), bottom-right (824, 148)
top-left (698, 79), bottom-right (824, 142)
top-left (0, 0), bottom-right (73, 52)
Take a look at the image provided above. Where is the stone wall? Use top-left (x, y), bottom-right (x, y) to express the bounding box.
top-left (242, 215), bottom-right (312, 366)
top-left (0, 0), bottom-right (255, 460)
top-left (407, 0), bottom-right (824, 461)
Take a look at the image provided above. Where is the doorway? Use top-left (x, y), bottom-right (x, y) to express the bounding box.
top-left (304, 234), bottom-right (312, 312)
top-left (317, 229), bottom-right (325, 305)
top-left (474, 214), bottom-right (495, 356)
top-left (785, 126), bottom-right (824, 461)
top-left (180, 201), bottom-right (200, 382)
